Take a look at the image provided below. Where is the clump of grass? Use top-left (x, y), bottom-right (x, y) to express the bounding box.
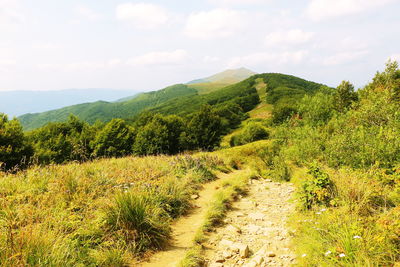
top-left (90, 247), bottom-right (130, 267)
top-left (178, 245), bottom-right (204, 267)
top-left (105, 192), bottom-right (171, 253)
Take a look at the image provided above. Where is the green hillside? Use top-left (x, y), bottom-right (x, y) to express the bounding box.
top-left (19, 84), bottom-right (197, 130)
top-left (18, 73), bottom-right (324, 131)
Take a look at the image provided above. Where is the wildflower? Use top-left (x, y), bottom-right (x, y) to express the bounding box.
top-left (316, 212), bottom-right (321, 215)
top-left (353, 235), bottom-right (361, 239)
top-left (302, 254), bottom-right (307, 257)
top-left (320, 208), bottom-right (327, 212)
top-left (324, 250), bottom-right (332, 256)
top-left (339, 253), bottom-right (346, 258)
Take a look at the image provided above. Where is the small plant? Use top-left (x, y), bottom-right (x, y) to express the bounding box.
top-left (300, 164), bottom-right (336, 209)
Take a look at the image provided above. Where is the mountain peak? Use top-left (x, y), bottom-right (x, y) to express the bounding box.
top-left (187, 67), bottom-right (256, 85)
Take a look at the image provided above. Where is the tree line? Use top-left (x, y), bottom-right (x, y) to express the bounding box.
top-left (0, 93), bottom-right (258, 170)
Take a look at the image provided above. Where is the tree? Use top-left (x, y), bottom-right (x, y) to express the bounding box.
top-left (133, 115), bottom-right (184, 155)
top-left (299, 92), bottom-right (335, 126)
top-left (0, 113), bottom-right (32, 170)
top-left (185, 105), bottom-right (223, 151)
top-left (93, 119), bottom-right (134, 157)
top-left (334, 81), bottom-right (358, 112)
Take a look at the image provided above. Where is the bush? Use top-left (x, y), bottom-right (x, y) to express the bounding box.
top-left (230, 122), bottom-right (269, 147)
top-left (299, 164), bottom-right (336, 209)
top-left (0, 113), bottom-right (32, 170)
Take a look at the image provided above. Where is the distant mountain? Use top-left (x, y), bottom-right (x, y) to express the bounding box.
top-left (19, 84), bottom-right (197, 130)
top-left (0, 89), bottom-right (137, 117)
top-left (187, 68), bottom-right (256, 85)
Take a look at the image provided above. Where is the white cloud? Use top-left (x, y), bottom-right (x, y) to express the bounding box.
top-left (185, 9), bottom-right (246, 39)
top-left (209, 0), bottom-right (267, 5)
top-left (128, 49), bottom-right (188, 66)
top-left (307, 0), bottom-right (396, 21)
top-left (0, 0), bottom-right (24, 28)
top-left (228, 50), bottom-right (308, 68)
top-left (76, 5), bottom-right (102, 21)
top-left (116, 3), bottom-right (169, 29)
top-left (323, 50), bottom-right (369, 66)
top-left (265, 29), bottom-right (314, 47)
top-left (203, 56), bottom-right (220, 63)
top-left (0, 59), bottom-right (16, 72)
top-left (37, 59), bottom-right (123, 72)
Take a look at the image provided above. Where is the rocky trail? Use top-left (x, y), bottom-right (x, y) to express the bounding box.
top-left (202, 178), bottom-right (296, 267)
top-left (138, 171), bottom-right (244, 267)
top-left (138, 173), bottom-right (296, 267)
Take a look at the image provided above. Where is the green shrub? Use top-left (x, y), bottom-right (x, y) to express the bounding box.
top-left (230, 122), bottom-right (269, 147)
top-left (300, 164), bottom-right (336, 209)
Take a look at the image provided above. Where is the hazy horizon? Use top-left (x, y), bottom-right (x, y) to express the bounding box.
top-left (1, 0), bottom-right (399, 92)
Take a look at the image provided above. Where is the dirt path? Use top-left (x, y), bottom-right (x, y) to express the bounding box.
top-left (137, 171), bottom-right (243, 267)
top-left (202, 178), bottom-right (296, 267)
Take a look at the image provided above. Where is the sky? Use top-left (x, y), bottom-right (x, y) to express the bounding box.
top-left (0, 0), bottom-right (399, 92)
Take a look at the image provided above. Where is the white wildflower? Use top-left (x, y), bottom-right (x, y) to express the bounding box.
top-left (302, 254), bottom-right (307, 257)
top-left (324, 250), bottom-right (332, 256)
top-left (339, 253), bottom-right (346, 258)
top-left (320, 208), bottom-right (327, 212)
top-left (353, 235), bottom-right (361, 239)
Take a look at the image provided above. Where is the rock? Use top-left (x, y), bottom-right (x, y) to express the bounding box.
top-left (226, 225), bottom-right (242, 234)
top-left (268, 252), bottom-right (276, 257)
top-left (249, 212), bottom-right (265, 221)
top-left (191, 194), bottom-right (199, 200)
top-left (236, 212), bottom-right (245, 217)
top-left (220, 239), bottom-right (234, 247)
top-left (247, 224), bottom-right (261, 234)
top-left (253, 255), bottom-right (265, 265)
top-left (236, 243), bottom-right (250, 258)
top-left (222, 250), bottom-right (233, 259)
top-left (265, 179), bottom-right (272, 182)
top-left (215, 256), bottom-right (225, 263)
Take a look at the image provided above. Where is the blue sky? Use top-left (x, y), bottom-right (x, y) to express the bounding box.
top-left (0, 0), bottom-right (399, 91)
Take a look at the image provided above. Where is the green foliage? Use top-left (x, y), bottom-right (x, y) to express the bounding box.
top-left (230, 122), bottom-right (269, 146)
top-left (0, 113), bottom-right (32, 170)
top-left (185, 105), bottom-right (224, 151)
top-left (334, 80), bottom-right (358, 112)
top-left (133, 115), bottom-right (185, 155)
top-left (299, 164), bottom-right (336, 209)
top-left (28, 115), bottom-right (95, 164)
top-left (272, 104), bottom-right (297, 124)
top-left (93, 119), bottom-right (135, 158)
top-left (298, 91), bottom-right (335, 126)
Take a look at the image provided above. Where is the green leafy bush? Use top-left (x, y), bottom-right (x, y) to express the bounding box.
top-left (300, 164), bottom-right (336, 209)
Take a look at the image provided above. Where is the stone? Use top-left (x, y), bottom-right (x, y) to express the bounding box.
top-left (247, 224), bottom-right (261, 234)
top-left (222, 250), bottom-right (233, 259)
top-left (267, 252), bottom-right (276, 257)
top-left (191, 194), bottom-right (199, 200)
top-left (236, 243), bottom-right (250, 258)
top-left (249, 212), bottom-right (265, 221)
top-left (236, 212), bottom-right (245, 217)
top-left (220, 239), bottom-right (234, 247)
top-left (215, 256), bottom-right (225, 263)
top-left (226, 225), bottom-right (242, 234)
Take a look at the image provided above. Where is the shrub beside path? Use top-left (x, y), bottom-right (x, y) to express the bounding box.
top-left (202, 178), bottom-right (296, 267)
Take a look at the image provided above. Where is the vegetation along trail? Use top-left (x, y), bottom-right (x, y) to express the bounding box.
top-left (138, 170), bottom-right (247, 267)
top-left (203, 177), bottom-right (296, 267)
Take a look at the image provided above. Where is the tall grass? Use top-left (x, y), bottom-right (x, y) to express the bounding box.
top-left (0, 154), bottom-right (224, 265)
